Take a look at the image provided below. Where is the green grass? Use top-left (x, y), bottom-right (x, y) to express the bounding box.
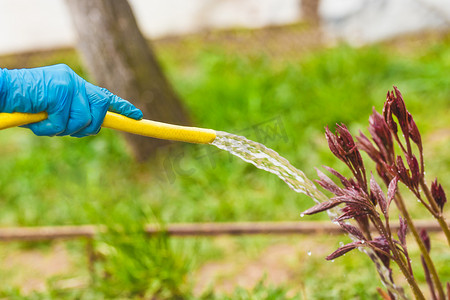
top-left (0, 31), bottom-right (449, 299)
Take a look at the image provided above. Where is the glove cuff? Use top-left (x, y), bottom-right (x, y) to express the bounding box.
top-left (0, 68), bottom-right (4, 94)
top-left (0, 68), bottom-right (6, 110)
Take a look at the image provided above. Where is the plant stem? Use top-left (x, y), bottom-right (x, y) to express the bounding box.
top-left (436, 217), bottom-right (450, 246)
top-left (391, 247), bottom-right (425, 299)
top-left (414, 193), bottom-right (437, 218)
top-left (371, 216), bottom-right (426, 300)
top-left (420, 179), bottom-right (450, 246)
top-left (395, 193), bottom-right (446, 300)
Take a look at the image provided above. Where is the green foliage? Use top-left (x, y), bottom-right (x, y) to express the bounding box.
top-left (199, 277), bottom-right (302, 300)
top-left (93, 232), bottom-right (189, 299)
top-left (0, 32), bottom-right (449, 299)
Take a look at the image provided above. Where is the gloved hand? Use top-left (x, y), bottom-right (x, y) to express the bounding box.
top-left (0, 64), bottom-right (143, 137)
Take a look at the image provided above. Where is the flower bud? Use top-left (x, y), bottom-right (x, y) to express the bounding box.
top-left (383, 93), bottom-right (398, 134)
top-left (406, 154), bottom-right (420, 189)
top-left (407, 113), bottom-right (422, 150)
top-left (431, 178), bottom-right (447, 212)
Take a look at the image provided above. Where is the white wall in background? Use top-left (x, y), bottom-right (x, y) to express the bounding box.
top-left (0, 0), bottom-right (74, 55)
top-left (0, 0), bottom-right (300, 55)
top-left (132, 0), bottom-right (300, 37)
top-left (0, 0), bottom-right (449, 55)
top-left (321, 0), bottom-right (450, 45)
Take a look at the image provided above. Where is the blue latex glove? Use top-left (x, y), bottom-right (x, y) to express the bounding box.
top-left (0, 64), bottom-right (143, 137)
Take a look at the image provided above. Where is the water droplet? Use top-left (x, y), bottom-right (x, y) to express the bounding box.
top-left (331, 260), bottom-right (335, 262)
top-left (300, 213), bottom-right (305, 218)
top-left (307, 250), bottom-right (312, 256)
top-left (361, 240), bottom-right (365, 244)
top-left (339, 241), bottom-right (344, 247)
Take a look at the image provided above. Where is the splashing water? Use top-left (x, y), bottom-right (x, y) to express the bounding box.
top-left (211, 131), bottom-right (329, 205)
top-left (211, 131), bottom-right (407, 299)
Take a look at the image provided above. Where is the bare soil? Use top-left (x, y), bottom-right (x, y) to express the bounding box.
top-left (2, 243), bottom-right (72, 293)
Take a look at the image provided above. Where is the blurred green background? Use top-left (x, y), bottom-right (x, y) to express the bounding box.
top-left (0, 28), bottom-right (449, 299)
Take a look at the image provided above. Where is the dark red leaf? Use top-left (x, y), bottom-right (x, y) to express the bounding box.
top-left (387, 176), bottom-right (398, 209)
top-left (333, 186), bottom-right (376, 215)
top-left (315, 168), bottom-right (343, 196)
top-left (407, 113), bottom-right (422, 149)
top-left (406, 154), bottom-right (420, 188)
top-left (334, 211), bottom-right (355, 222)
top-left (302, 200), bottom-right (341, 216)
top-left (335, 206), bottom-right (369, 222)
top-left (370, 173), bottom-right (387, 214)
top-left (325, 126), bottom-right (345, 161)
top-left (332, 124), bottom-right (367, 190)
top-left (383, 91), bottom-right (398, 134)
top-left (397, 216), bottom-right (408, 246)
top-left (419, 228), bottom-right (435, 298)
top-left (355, 215), bottom-right (371, 239)
top-left (336, 123), bottom-right (356, 153)
top-left (326, 241), bottom-right (362, 260)
top-left (391, 87), bottom-right (409, 137)
top-left (370, 236), bottom-right (391, 268)
top-left (323, 166), bottom-right (353, 189)
top-left (396, 156), bottom-right (411, 187)
top-left (376, 162), bottom-right (391, 186)
top-left (356, 132), bottom-right (381, 163)
top-left (338, 222), bottom-right (366, 241)
top-left (371, 108), bottom-right (393, 145)
top-left (371, 236), bottom-right (390, 252)
top-left (368, 108), bottom-right (394, 161)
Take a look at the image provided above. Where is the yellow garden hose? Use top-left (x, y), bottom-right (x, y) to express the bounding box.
top-left (0, 112), bottom-right (217, 144)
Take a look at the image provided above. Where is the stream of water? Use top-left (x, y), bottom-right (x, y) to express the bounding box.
top-left (211, 131), bottom-right (329, 206)
top-left (211, 131), bottom-right (407, 299)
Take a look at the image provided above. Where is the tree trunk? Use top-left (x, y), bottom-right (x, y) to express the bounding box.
top-left (65, 0), bottom-right (191, 161)
top-left (301, 0), bottom-right (320, 27)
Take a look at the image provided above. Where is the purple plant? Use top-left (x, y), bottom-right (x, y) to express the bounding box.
top-left (302, 87), bottom-right (449, 300)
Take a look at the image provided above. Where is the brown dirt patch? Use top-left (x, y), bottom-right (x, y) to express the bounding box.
top-left (1, 243), bottom-right (73, 293)
top-left (194, 238), bottom-right (330, 296)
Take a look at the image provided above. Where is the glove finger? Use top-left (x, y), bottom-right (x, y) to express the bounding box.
top-left (71, 84), bottom-right (109, 137)
top-left (25, 111), bottom-right (68, 136)
top-left (57, 89), bottom-right (92, 136)
top-left (102, 88), bottom-right (143, 120)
